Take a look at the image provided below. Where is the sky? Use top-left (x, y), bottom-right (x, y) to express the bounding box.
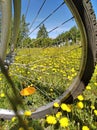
top-left (21, 0), bottom-right (97, 39)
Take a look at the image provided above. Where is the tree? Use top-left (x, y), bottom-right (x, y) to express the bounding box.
top-left (32, 38), bottom-right (53, 48)
top-left (69, 26), bottom-right (77, 43)
top-left (54, 26), bottom-right (81, 46)
top-left (17, 14), bottom-right (29, 47)
top-left (37, 24), bottom-right (48, 38)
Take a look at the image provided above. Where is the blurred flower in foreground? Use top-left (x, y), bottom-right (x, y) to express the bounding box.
top-left (11, 116), bottom-right (17, 122)
top-left (24, 110), bottom-right (32, 116)
top-left (94, 110), bottom-right (97, 116)
top-left (82, 126), bottom-right (90, 130)
top-left (46, 115), bottom-right (57, 125)
top-left (77, 101), bottom-right (84, 109)
top-left (0, 93), bottom-right (5, 98)
top-left (61, 103), bottom-right (71, 112)
top-left (86, 86), bottom-right (91, 90)
top-left (94, 83), bottom-right (97, 86)
top-left (53, 102), bottom-right (59, 108)
top-left (59, 117), bottom-right (69, 128)
top-left (77, 95), bottom-right (84, 101)
top-left (56, 112), bottom-right (62, 118)
top-left (90, 105), bottom-right (95, 110)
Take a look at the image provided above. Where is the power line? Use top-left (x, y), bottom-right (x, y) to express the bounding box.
top-left (29, 0), bottom-right (47, 29)
top-left (29, 1), bottom-right (65, 36)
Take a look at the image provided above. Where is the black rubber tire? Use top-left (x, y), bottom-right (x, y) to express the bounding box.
top-left (0, 0), bottom-right (97, 119)
top-left (64, 0), bottom-right (97, 103)
top-left (20, 0), bottom-right (97, 119)
top-left (29, 0), bottom-right (97, 118)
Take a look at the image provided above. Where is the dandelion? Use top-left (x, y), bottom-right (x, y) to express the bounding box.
top-left (94, 110), bottom-right (97, 116)
top-left (11, 116), bottom-right (17, 122)
top-left (67, 76), bottom-right (72, 80)
top-left (46, 115), bottom-right (57, 125)
top-left (82, 126), bottom-right (90, 130)
top-left (71, 68), bottom-right (75, 73)
top-left (24, 110), bottom-right (32, 116)
top-left (27, 71), bottom-right (30, 74)
top-left (90, 105), bottom-right (95, 110)
top-left (59, 117), bottom-right (69, 128)
top-left (77, 95), bottom-right (84, 101)
top-left (50, 88), bottom-right (53, 92)
top-left (56, 112), bottom-right (62, 118)
top-left (61, 103), bottom-right (71, 112)
top-left (86, 86), bottom-right (91, 90)
top-left (94, 83), bottom-right (97, 86)
top-left (0, 93), bottom-right (5, 98)
top-left (77, 101), bottom-right (84, 109)
top-left (53, 102), bottom-right (59, 108)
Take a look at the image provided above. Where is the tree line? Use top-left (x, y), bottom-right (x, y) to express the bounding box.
top-left (0, 14), bottom-right (81, 48)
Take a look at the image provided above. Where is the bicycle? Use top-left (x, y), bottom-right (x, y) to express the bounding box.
top-left (0, 0), bottom-right (97, 121)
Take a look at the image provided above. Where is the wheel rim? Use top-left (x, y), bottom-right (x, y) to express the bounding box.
top-left (0, 0), bottom-right (95, 119)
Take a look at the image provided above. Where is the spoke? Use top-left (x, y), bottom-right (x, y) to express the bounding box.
top-left (29, 2), bottom-right (65, 35)
top-left (48, 17), bottom-right (74, 33)
top-left (25, 0), bottom-right (30, 19)
top-left (29, 0), bottom-right (47, 29)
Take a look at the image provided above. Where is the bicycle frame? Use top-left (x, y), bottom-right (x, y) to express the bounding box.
top-left (0, 0), bottom-right (21, 61)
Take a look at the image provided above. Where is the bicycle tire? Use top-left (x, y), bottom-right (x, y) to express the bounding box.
top-left (30, 0), bottom-right (97, 118)
top-left (0, 0), bottom-right (97, 120)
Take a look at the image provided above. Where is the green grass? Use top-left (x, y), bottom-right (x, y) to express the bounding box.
top-left (0, 45), bottom-right (97, 130)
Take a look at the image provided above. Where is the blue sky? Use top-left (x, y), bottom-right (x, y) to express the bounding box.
top-left (21, 0), bottom-right (97, 39)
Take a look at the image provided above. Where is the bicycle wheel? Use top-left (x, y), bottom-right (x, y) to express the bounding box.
top-left (0, 0), bottom-right (97, 119)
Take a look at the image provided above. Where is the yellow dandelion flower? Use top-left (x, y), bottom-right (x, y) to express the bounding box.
top-left (46, 115), bottom-right (57, 125)
top-left (82, 126), bottom-right (90, 130)
top-left (86, 86), bottom-right (91, 90)
top-left (0, 93), bottom-right (5, 98)
top-left (77, 95), bottom-right (84, 101)
top-left (27, 71), bottom-right (30, 74)
top-left (94, 83), bottom-right (97, 86)
top-left (56, 112), bottom-right (62, 118)
top-left (90, 105), bottom-right (95, 110)
top-left (50, 88), bottom-right (53, 92)
top-left (77, 102), bottom-right (84, 109)
top-left (94, 110), bottom-right (97, 116)
top-left (53, 102), bottom-right (59, 108)
top-left (31, 67), bottom-right (34, 70)
top-left (59, 117), bottom-right (69, 128)
top-left (71, 68), bottom-right (75, 73)
top-left (61, 103), bottom-right (71, 112)
top-left (24, 110), bottom-right (32, 116)
top-left (11, 116), bottom-right (17, 122)
top-left (0, 78), bottom-right (2, 81)
top-left (67, 76), bottom-right (72, 80)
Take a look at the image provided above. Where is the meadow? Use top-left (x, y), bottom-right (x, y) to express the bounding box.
top-left (0, 45), bottom-right (97, 130)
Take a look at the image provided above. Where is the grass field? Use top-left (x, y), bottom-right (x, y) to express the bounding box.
top-left (0, 45), bottom-right (97, 130)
